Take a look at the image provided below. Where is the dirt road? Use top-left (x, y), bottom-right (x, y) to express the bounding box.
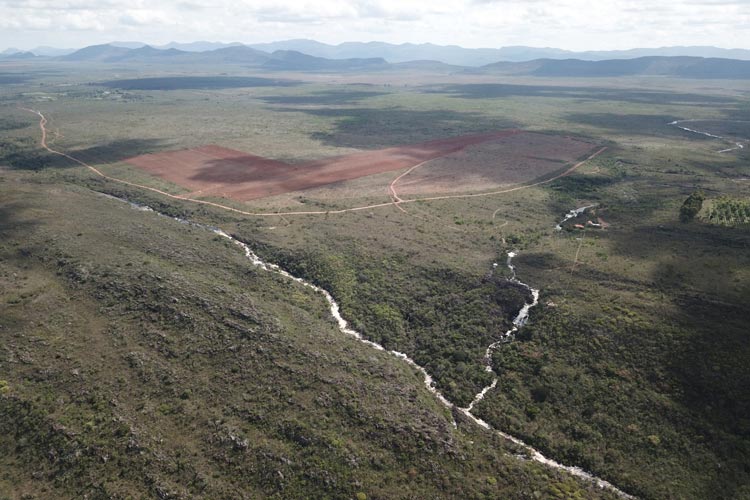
top-left (22, 107), bottom-right (605, 217)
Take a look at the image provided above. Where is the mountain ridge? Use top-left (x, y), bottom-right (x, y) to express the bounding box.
top-left (6, 43), bottom-right (750, 78)
top-left (246, 39), bottom-right (750, 65)
top-left (476, 55), bottom-right (750, 78)
top-left (6, 40), bottom-right (750, 65)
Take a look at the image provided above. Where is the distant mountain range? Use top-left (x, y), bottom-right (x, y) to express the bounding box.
top-left (11, 46), bottom-right (76, 57)
top-left (3, 40), bottom-right (750, 65)
top-left (108, 41), bottom-right (246, 52)
top-left (2, 42), bottom-right (750, 78)
top-left (46, 44), bottom-right (388, 72)
top-left (0, 51), bottom-right (37, 60)
top-left (246, 40), bottom-right (750, 65)
top-left (476, 56), bottom-right (750, 79)
top-left (0, 41), bottom-right (245, 57)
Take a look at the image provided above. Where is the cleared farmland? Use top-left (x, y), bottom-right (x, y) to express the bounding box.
top-left (395, 132), bottom-right (596, 196)
top-left (123, 130), bottom-right (597, 202)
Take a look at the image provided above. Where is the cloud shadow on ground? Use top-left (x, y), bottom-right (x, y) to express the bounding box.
top-left (426, 83), bottom-right (738, 107)
top-left (98, 76), bottom-right (301, 90)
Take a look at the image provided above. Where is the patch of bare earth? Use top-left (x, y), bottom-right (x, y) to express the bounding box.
top-left (395, 132), bottom-right (597, 196)
top-left (124, 131), bottom-right (521, 201)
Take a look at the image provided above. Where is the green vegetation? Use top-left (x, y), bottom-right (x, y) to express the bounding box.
top-left (679, 190), bottom-right (705, 222)
top-left (265, 246), bottom-right (529, 406)
top-left (0, 172), bottom-right (617, 499)
top-left (0, 136), bottom-right (55, 170)
top-left (2, 62), bottom-right (749, 499)
top-left (705, 196), bottom-right (750, 226)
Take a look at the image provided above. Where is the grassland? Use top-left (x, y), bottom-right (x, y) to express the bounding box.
top-left (1, 60), bottom-right (749, 499)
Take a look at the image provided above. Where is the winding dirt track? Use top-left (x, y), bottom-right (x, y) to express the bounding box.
top-left (22, 107), bottom-right (605, 217)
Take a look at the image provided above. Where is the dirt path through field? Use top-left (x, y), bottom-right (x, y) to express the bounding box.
top-left (22, 107), bottom-right (605, 218)
top-left (387, 160), bottom-right (434, 215)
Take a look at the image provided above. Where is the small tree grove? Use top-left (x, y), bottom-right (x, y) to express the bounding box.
top-left (679, 190), bottom-right (705, 223)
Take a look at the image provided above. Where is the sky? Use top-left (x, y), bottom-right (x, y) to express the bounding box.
top-left (1, 0), bottom-right (748, 51)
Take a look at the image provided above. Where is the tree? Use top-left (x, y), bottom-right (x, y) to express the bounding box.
top-left (679, 190), bottom-right (705, 223)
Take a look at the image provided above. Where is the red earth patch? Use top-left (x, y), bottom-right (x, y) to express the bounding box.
top-left (124, 131), bottom-right (523, 201)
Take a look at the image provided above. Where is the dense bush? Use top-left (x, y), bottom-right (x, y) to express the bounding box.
top-left (263, 245), bottom-right (530, 407)
top-left (679, 190), bottom-right (704, 222)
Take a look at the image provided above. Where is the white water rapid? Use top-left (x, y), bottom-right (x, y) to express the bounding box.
top-left (101, 193), bottom-right (635, 499)
top-left (555, 205), bottom-right (598, 231)
top-left (461, 251), bottom-right (539, 416)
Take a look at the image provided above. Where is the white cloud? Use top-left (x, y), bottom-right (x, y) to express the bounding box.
top-left (0, 0), bottom-right (748, 50)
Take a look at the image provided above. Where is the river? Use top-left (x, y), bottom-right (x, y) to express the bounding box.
top-left (101, 193), bottom-right (635, 499)
top-left (669, 119), bottom-right (746, 153)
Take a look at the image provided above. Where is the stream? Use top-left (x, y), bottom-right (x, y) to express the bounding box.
top-left (461, 251), bottom-right (539, 417)
top-left (669, 119), bottom-right (746, 153)
top-left (555, 204), bottom-right (597, 230)
top-left (101, 192), bottom-right (634, 499)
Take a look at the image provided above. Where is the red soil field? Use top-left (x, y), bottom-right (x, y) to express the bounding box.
top-left (124, 131), bottom-right (522, 201)
top-left (395, 132), bottom-right (596, 196)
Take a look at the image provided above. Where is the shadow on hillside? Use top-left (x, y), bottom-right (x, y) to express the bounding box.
top-left (98, 76), bottom-right (301, 91)
top-left (669, 302), bottom-right (750, 497)
top-left (521, 220), bottom-right (750, 495)
top-left (547, 173), bottom-right (620, 198)
top-left (0, 69), bottom-right (62, 85)
top-left (70, 139), bottom-right (167, 165)
top-left (1, 138), bottom-right (165, 171)
top-left (671, 119), bottom-right (750, 139)
top-left (0, 74), bottom-right (32, 85)
top-left (0, 117), bottom-right (32, 131)
top-left (722, 109), bottom-right (750, 121)
top-left (639, 226), bottom-right (750, 496)
top-left (612, 220), bottom-right (750, 260)
top-left (427, 83), bottom-right (738, 107)
top-left (0, 199), bottom-right (38, 241)
top-left (667, 287), bottom-right (750, 400)
top-left (270, 106), bottom-right (518, 149)
top-left (258, 90), bottom-right (388, 106)
top-left (606, 220), bottom-right (750, 422)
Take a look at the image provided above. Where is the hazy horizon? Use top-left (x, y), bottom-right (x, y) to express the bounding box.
top-left (2, 0), bottom-right (748, 52)
top-left (5, 39), bottom-right (750, 53)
